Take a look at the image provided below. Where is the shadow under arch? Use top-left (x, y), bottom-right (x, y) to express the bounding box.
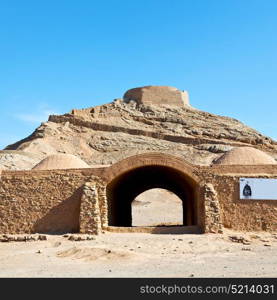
top-left (105, 153), bottom-right (202, 230)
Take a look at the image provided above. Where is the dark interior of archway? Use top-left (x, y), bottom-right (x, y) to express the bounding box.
top-left (107, 165), bottom-right (197, 227)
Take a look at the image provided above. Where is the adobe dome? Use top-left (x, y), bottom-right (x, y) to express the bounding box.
top-left (123, 85), bottom-right (190, 107)
top-left (213, 147), bottom-right (276, 165)
top-left (32, 154), bottom-right (90, 170)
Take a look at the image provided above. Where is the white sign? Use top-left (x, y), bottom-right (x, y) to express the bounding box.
top-left (240, 178), bottom-right (277, 200)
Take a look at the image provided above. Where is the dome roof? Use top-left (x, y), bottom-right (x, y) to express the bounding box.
top-left (213, 147), bottom-right (276, 165)
top-left (32, 154), bottom-right (90, 170)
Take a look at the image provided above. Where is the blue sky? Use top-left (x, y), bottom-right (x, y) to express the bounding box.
top-left (0, 0), bottom-right (276, 149)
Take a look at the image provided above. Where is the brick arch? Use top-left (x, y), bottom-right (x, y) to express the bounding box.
top-left (103, 153), bottom-right (204, 231)
top-left (103, 152), bottom-right (200, 184)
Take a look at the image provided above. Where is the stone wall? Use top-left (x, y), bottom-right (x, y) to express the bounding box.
top-left (209, 174), bottom-right (277, 232)
top-left (202, 183), bottom-right (223, 233)
top-left (0, 170), bottom-right (106, 234)
top-left (79, 180), bottom-right (107, 234)
top-left (0, 154), bottom-right (277, 234)
top-left (103, 153), bottom-right (277, 233)
top-left (123, 86), bottom-right (190, 107)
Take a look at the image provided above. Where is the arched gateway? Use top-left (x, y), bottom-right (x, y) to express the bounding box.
top-left (103, 153), bottom-right (204, 232)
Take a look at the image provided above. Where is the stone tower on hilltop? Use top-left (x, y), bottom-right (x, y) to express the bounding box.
top-left (123, 85), bottom-right (190, 107)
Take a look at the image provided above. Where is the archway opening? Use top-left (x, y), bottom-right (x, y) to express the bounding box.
top-left (132, 188), bottom-right (183, 226)
top-left (106, 165), bottom-right (198, 227)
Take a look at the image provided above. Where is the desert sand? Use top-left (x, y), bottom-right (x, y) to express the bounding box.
top-left (132, 188), bottom-right (183, 226)
top-left (0, 230), bottom-right (276, 278)
top-left (1, 188), bottom-right (276, 278)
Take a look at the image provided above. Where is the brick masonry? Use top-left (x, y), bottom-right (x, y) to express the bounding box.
top-left (202, 183), bottom-right (223, 233)
top-left (0, 153), bottom-right (276, 234)
top-left (0, 170), bottom-right (106, 234)
top-left (123, 86), bottom-right (190, 107)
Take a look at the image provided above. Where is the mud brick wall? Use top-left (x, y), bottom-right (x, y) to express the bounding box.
top-left (79, 181), bottom-right (106, 234)
top-left (210, 174), bottom-right (277, 232)
top-left (0, 170), bottom-right (106, 234)
top-left (198, 164), bottom-right (277, 232)
top-left (123, 86), bottom-right (189, 107)
top-left (0, 153), bottom-right (277, 234)
top-left (202, 183), bottom-right (223, 233)
top-left (103, 153), bottom-right (277, 233)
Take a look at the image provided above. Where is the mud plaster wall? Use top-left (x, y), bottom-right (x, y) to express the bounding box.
top-left (123, 86), bottom-right (189, 107)
top-left (198, 165), bottom-right (277, 232)
top-left (210, 174), bottom-right (277, 232)
top-left (0, 159), bottom-right (277, 234)
top-left (0, 170), bottom-right (106, 234)
top-left (102, 153), bottom-right (277, 233)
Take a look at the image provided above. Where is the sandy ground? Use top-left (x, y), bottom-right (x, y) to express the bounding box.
top-left (132, 188), bottom-right (183, 226)
top-left (1, 189), bottom-right (276, 277)
top-left (0, 230), bottom-right (276, 278)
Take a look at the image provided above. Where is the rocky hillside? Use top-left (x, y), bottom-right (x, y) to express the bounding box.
top-left (2, 92), bottom-right (277, 170)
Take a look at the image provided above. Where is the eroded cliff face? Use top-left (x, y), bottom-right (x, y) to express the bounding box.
top-left (2, 98), bottom-right (277, 170)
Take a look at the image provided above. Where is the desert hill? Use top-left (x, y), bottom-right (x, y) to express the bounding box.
top-left (2, 86), bottom-right (277, 170)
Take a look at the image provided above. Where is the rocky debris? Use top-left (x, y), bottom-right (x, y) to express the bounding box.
top-left (204, 183), bottom-right (223, 233)
top-left (53, 241), bottom-right (61, 247)
top-left (196, 144), bottom-right (233, 153)
top-left (68, 235), bottom-right (82, 241)
top-left (15, 237), bottom-right (26, 242)
top-left (3, 94), bottom-right (276, 169)
top-left (0, 234), bottom-right (46, 242)
top-left (229, 235), bottom-right (251, 245)
top-left (0, 234), bottom-right (95, 242)
top-left (249, 234), bottom-right (261, 239)
top-left (241, 247), bottom-right (252, 251)
top-left (0, 235), bottom-right (10, 242)
top-left (38, 235), bottom-right (47, 241)
top-left (0, 151), bottom-right (41, 170)
top-left (68, 234), bottom-right (95, 241)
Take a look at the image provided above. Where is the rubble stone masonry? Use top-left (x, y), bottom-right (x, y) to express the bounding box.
top-left (0, 169), bottom-right (106, 234)
top-left (0, 153), bottom-right (276, 234)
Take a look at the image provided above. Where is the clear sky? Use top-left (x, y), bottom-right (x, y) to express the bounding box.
top-left (0, 0), bottom-right (276, 149)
